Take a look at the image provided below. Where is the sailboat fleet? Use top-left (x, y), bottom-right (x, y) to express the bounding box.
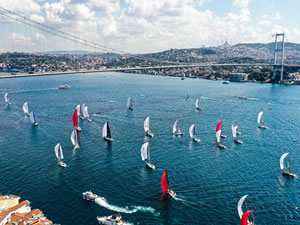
top-left (4, 91), bottom-right (292, 223)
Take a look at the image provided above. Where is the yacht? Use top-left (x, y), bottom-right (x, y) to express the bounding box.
top-left (58, 85), bottom-right (71, 89)
top-left (82, 191), bottom-right (99, 201)
top-left (97, 214), bottom-right (123, 225)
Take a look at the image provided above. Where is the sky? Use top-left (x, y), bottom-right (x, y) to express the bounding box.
top-left (0, 0), bottom-right (299, 53)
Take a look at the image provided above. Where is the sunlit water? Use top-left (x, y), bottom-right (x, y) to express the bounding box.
top-left (0, 73), bottom-right (300, 225)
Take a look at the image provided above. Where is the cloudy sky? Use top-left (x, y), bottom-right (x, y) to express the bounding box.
top-left (0, 0), bottom-right (299, 53)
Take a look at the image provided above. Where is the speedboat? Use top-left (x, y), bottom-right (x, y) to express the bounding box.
top-left (83, 191), bottom-right (99, 201)
top-left (59, 85), bottom-right (71, 89)
top-left (239, 96), bottom-right (248, 100)
top-left (97, 214), bottom-right (123, 225)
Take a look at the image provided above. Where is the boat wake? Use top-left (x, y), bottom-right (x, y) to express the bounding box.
top-left (8, 88), bottom-right (58, 93)
top-left (247, 97), bottom-right (258, 100)
top-left (200, 96), bottom-right (211, 99)
top-left (95, 196), bottom-right (159, 216)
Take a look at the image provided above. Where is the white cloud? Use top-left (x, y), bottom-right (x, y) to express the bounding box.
top-left (233, 0), bottom-right (250, 8)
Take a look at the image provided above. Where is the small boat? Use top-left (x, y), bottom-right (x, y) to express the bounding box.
top-left (238, 195), bottom-right (255, 225)
top-left (83, 106), bottom-right (91, 121)
top-left (232, 124), bottom-right (243, 144)
top-left (216, 122), bottom-right (226, 149)
top-left (280, 153), bottom-right (296, 178)
top-left (97, 213), bottom-right (123, 225)
top-left (127, 97), bottom-right (134, 110)
top-left (257, 111), bottom-right (267, 129)
top-left (23, 102), bottom-right (30, 116)
top-left (102, 122), bottom-right (114, 142)
top-left (189, 124), bottom-right (200, 142)
top-left (222, 81), bottom-right (229, 84)
top-left (29, 111), bottom-right (39, 126)
top-left (144, 117), bottom-right (154, 137)
top-left (186, 93), bottom-right (189, 99)
top-left (141, 142), bottom-right (155, 169)
top-left (4, 93), bottom-right (11, 104)
top-left (195, 99), bottom-right (201, 110)
top-left (82, 191), bottom-right (99, 201)
top-left (71, 129), bottom-right (80, 149)
top-left (239, 96), bottom-right (248, 100)
top-left (173, 119), bottom-right (183, 136)
top-left (54, 143), bottom-right (67, 168)
top-left (58, 84), bottom-right (71, 89)
top-left (216, 121), bottom-right (227, 138)
top-left (161, 169), bottom-right (176, 198)
top-left (73, 109), bottom-right (81, 131)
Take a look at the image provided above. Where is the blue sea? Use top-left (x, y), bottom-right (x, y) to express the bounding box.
top-left (0, 73), bottom-right (300, 225)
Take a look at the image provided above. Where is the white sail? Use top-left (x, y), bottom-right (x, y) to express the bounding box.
top-left (81, 103), bottom-right (86, 116)
top-left (141, 142), bottom-right (149, 161)
top-left (173, 120), bottom-right (178, 134)
top-left (127, 97), bottom-right (131, 108)
top-left (195, 99), bottom-right (199, 108)
top-left (102, 122), bottom-right (108, 138)
top-left (71, 130), bottom-right (76, 146)
top-left (54, 143), bottom-right (63, 160)
top-left (189, 124), bottom-right (195, 138)
top-left (216, 130), bottom-right (221, 143)
top-left (144, 117), bottom-right (150, 132)
top-left (4, 93), bottom-right (10, 104)
top-left (83, 106), bottom-right (89, 118)
top-left (76, 104), bottom-right (80, 117)
top-left (280, 152), bottom-right (289, 170)
top-left (232, 125), bottom-right (238, 138)
top-left (29, 111), bottom-right (36, 124)
top-left (257, 111), bottom-right (263, 124)
top-left (237, 194), bottom-right (248, 219)
top-left (23, 102), bottom-right (29, 114)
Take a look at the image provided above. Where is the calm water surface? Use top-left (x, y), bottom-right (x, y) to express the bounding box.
top-left (0, 73), bottom-right (300, 225)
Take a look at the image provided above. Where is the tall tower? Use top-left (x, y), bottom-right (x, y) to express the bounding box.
top-left (272, 33), bottom-right (285, 82)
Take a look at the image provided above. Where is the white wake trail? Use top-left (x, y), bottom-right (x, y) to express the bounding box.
top-left (94, 196), bottom-right (159, 216)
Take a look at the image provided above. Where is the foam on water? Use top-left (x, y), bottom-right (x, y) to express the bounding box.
top-left (95, 196), bottom-right (159, 216)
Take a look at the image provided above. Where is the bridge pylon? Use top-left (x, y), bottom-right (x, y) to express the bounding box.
top-left (272, 33), bottom-right (285, 82)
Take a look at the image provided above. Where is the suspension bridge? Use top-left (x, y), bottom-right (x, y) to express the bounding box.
top-left (0, 6), bottom-right (299, 81)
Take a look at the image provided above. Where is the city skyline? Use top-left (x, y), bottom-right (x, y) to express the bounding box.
top-left (0, 0), bottom-right (299, 53)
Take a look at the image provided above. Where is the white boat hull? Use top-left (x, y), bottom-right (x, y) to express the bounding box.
top-left (104, 137), bottom-right (114, 142)
top-left (167, 190), bottom-right (176, 199)
top-left (76, 127), bottom-right (82, 132)
top-left (146, 131), bottom-right (154, 137)
top-left (282, 171), bottom-right (296, 178)
top-left (217, 143), bottom-right (226, 149)
top-left (221, 134), bottom-right (227, 138)
top-left (234, 139), bottom-right (243, 144)
top-left (33, 122), bottom-right (39, 126)
top-left (146, 162), bottom-right (155, 170)
top-left (58, 161), bottom-right (67, 168)
top-left (259, 125), bottom-right (268, 129)
top-left (193, 137), bottom-right (200, 142)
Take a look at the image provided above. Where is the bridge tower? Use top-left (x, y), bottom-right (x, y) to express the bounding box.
top-left (272, 33), bottom-right (285, 82)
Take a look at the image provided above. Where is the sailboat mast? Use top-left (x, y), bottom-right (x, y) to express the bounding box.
top-left (288, 155), bottom-right (290, 172)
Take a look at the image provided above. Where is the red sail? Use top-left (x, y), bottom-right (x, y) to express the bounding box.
top-left (241, 210), bottom-right (254, 225)
top-left (216, 121), bottom-right (223, 132)
top-left (73, 109), bottom-right (78, 128)
top-left (161, 169), bottom-right (168, 193)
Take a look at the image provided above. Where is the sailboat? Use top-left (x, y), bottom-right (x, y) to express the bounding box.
top-left (195, 99), bottom-right (201, 110)
top-left (54, 143), bottom-right (67, 168)
top-left (257, 111), bottom-right (267, 129)
top-left (127, 97), bottom-right (134, 110)
top-left (73, 109), bottom-right (81, 131)
top-left (232, 125), bottom-right (243, 144)
top-left (144, 117), bottom-right (154, 137)
top-left (216, 122), bottom-right (226, 149)
top-left (216, 121), bottom-right (227, 138)
top-left (280, 153), bottom-right (296, 177)
top-left (71, 129), bottom-right (80, 149)
top-left (189, 124), bottom-right (200, 142)
top-left (29, 111), bottom-right (38, 126)
top-left (141, 142), bottom-right (155, 169)
top-left (238, 195), bottom-right (255, 225)
top-left (161, 169), bottom-right (176, 198)
top-left (80, 103), bottom-right (85, 120)
top-left (173, 119), bottom-right (183, 136)
top-left (102, 121), bottom-right (114, 142)
top-left (83, 106), bottom-right (91, 121)
top-left (23, 102), bottom-right (30, 116)
top-left (4, 93), bottom-right (11, 104)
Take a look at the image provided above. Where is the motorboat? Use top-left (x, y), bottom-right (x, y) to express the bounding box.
top-left (97, 213), bottom-right (123, 225)
top-left (222, 81), bottom-right (230, 84)
top-left (239, 96), bottom-right (248, 100)
top-left (83, 191), bottom-right (99, 201)
top-left (58, 85), bottom-right (71, 89)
